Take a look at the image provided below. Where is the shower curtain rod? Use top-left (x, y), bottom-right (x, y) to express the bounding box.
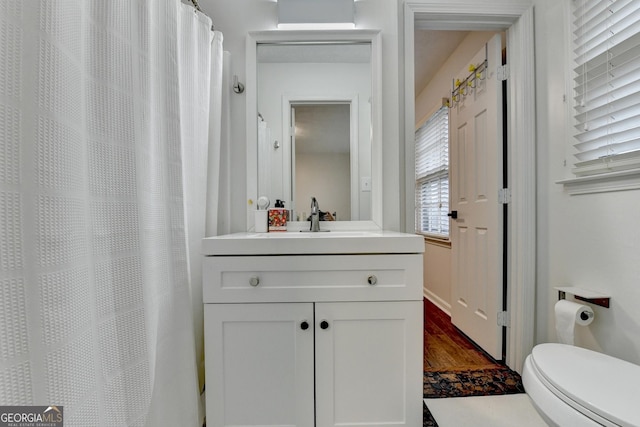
top-left (190, 0), bottom-right (215, 31)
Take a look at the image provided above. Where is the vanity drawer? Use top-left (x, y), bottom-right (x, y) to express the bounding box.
top-left (203, 254), bottom-right (422, 303)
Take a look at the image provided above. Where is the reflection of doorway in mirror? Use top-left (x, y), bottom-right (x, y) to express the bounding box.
top-left (292, 103), bottom-right (350, 221)
top-left (291, 102), bottom-right (351, 221)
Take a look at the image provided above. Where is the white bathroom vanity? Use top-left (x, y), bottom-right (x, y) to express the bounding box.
top-left (202, 230), bottom-right (424, 427)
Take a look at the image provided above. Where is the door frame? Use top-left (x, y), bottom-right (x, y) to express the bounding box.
top-left (283, 94), bottom-right (360, 220)
top-left (403, 0), bottom-right (535, 372)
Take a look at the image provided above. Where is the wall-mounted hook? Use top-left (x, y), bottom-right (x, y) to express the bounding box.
top-left (233, 75), bottom-right (245, 94)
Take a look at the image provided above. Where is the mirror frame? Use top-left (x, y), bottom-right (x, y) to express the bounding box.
top-left (246, 29), bottom-right (383, 231)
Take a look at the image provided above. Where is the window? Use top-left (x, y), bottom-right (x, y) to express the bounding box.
top-left (572, 0), bottom-right (640, 177)
top-left (415, 106), bottom-right (449, 237)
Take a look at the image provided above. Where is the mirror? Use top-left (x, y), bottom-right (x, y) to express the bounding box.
top-left (246, 30), bottom-right (382, 230)
top-left (257, 42), bottom-right (371, 221)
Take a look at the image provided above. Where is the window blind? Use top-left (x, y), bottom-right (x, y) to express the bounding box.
top-left (415, 107), bottom-right (449, 237)
top-left (573, 0), bottom-right (640, 176)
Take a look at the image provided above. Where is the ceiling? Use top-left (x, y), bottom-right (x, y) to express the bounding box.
top-left (414, 30), bottom-right (469, 96)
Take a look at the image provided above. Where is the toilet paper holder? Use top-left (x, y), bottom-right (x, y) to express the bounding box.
top-left (579, 310), bottom-right (594, 321)
top-left (555, 286), bottom-right (610, 309)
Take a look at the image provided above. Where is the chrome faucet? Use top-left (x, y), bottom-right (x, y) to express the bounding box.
top-left (310, 196), bottom-right (320, 232)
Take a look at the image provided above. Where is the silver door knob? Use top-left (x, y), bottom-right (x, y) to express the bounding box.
top-left (367, 275), bottom-right (378, 286)
top-left (249, 276), bottom-right (260, 287)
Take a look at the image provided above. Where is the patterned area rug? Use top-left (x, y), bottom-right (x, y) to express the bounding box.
top-left (423, 367), bottom-right (525, 426)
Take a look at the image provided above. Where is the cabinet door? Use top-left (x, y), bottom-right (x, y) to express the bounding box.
top-left (204, 303), bottom-right (315, 427)
top-left (314, 301), bottom-right (422, 427)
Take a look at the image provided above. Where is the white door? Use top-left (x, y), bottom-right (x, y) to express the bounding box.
top-left (204, 303), bottom-right (315, 427)
top-left (314, 301), bottom-right (422, 427)
top-left (449, 34), bottom-right (504, 360)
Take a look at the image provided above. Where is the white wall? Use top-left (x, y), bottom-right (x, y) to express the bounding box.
top-left (422, 240), bottom-right (452, 313)
top-left (296, 153), bottom-right (351, 220)
top-left (203, 0), bottom-right (402, 231)
top-left (534, 0), bottom-right (640, 364)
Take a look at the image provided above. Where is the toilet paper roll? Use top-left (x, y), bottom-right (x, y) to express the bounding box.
top-left (555, 300), bottom-right (594, 345)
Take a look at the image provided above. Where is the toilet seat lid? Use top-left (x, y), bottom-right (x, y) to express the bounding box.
top-left (531, 343), bottom-right (640, 427)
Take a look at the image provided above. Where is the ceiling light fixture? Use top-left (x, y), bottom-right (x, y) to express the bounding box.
top-left (277, 0), bottom-right (355, 30)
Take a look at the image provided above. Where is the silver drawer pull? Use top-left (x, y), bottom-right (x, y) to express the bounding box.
top-left (367, 275), bottom-right (377, 286)
top-left (249, 276), bottom-right (260, 287)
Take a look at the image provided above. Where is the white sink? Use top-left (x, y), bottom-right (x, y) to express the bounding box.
top-left (245, 231), bottom-right (378, 238)
top-left (202, 230), bottom-right (423, 255)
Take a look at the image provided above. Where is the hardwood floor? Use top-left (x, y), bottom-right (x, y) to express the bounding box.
top-left (424, 298), bottom-right (502, 372)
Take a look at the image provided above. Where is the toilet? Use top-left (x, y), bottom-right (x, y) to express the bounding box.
top-left (523, 343), bottom-right (640, 427)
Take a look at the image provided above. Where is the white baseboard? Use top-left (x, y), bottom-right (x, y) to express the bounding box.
top-left (423, 289), bottom-right (451, 316)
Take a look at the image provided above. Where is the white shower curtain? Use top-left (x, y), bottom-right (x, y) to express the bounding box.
top-left (0, 1), bottom-right (218, 425)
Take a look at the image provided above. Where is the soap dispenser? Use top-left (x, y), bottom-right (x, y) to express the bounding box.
top-left (268, 199), bottom-right (287, 231)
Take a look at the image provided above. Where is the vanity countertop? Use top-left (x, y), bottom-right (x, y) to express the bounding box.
top-left (202, 230), bottom-right (424, 256)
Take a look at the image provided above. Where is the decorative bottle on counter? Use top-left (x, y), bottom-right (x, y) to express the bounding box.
top-left (268, 199), bottom-right (287, 232)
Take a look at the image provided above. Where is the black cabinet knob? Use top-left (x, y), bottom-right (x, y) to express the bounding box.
top-left (320, 320), bottom-right (329, 330)
top-left (300, 321), bottom-right (309, 330)
top-left (447, 210), bottom-right (458, 219)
